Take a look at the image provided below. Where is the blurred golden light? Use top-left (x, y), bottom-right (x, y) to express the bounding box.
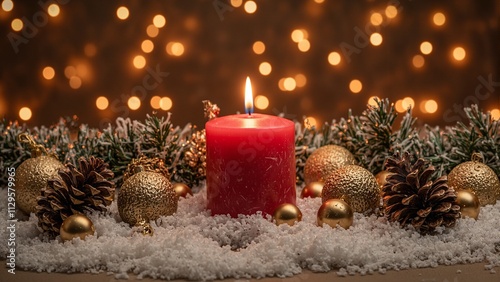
top-left (349, 79), bottom-right (362, 94)
top-left (84, 43), bottom-right (97, 57)
top-left (254, 95), bottom-right (269, 110)
top-left (424, 99), bottom-right (438, 114)
top-left (370, 12), bottom-right (383, 26)
top-left (452, 47), bottom-right (466, 61)
top-left (160, 97), bottom-right (172, 111)
top-left (69, 76), bottom-right (82, 89)
top-left (385, 5), bottom-right (398, 18)
top-left (19, 107), bottom-right (32, 121)
top-left (412, 55), bottom-right (425, 68)
top-left (76, 64), bottom-right (88, 78)
top-left (230, 0), bottom-right (242, 7)
top-left (166, 42), bottom-right (185, 56)
top-left (370, 33), bottom-right (383, 46)
top-left (141, 39), bottom-right (154, 53)
top-left (96, 96), bottom-right (109, 110)
top-left (433, 12), bottom-right (446, 26)
top-left (153, 15), bottom-right (166, 28)
top-left (252, 41), bottom-right (265, 54)
top-left (278, 78), bottom-right (286, 91)
top-left (291, 29), bottom-right (305, 43)
top-left (314, 0), bottom-right (324, 3)
top-left (283, 77), bottom-right (297, 91)
top-left (146, 25), bottom-right (159, 38)
top-left (402, 97), bottom-right (415, 110)
top-left (259, 62), bottom-right (272, 76)
top-left (11, 18), bottom-right (23, 31)
top-left (116, 6), bottom-right (129, 20)
top-left (328, 51), bottom-right (341, 65)
top-left (420, 41), bottom-right (433, 55)
top-left (244, 1), bottom-right (257, 14)
top-left (64, 66), bottom-right (76, 78)
top-left (298, 39), bottom-right (310, 52)
top-left (133, 55), bottom-right (146, 69)
top-left (491, 109), bottom-right (500, 120)
top-left (368, 96), bottom-right (380, 107)
top-left (47, 4), bottom-right (60, 17)
top-left (2, 0), bottom-right (13, 12)
top-left (395, 100), bottom-right (405, 113)
top-left (305, 117), bottom-right (317, 129)
top-left (295, 74), bottom-right (307, 87)
top-left (42, 66), bottom-right (55, 80)
top-left (150, 96), bottom-right (161, 109)
top-left (128, 96), bottom-right (141, 110)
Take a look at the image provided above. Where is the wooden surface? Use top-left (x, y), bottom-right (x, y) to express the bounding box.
top-left (1, 262), bottom-right (498, 282)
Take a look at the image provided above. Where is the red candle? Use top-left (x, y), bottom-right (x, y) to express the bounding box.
top-left (205, 78), bottom-right (296, 217)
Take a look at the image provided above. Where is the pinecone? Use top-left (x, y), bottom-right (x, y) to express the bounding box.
top-left (123, 156), bottom-right (169, 182)
top-left (382, 152), bottom-right (460, 234)
top-left (36, 156), bottom-right (115, 237)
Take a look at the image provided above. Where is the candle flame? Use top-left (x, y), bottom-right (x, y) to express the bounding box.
top-left (245, 76), bottom-right (254, 115)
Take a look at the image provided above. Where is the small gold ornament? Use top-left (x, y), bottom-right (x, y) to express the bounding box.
top-left (272, 203), bottom-right (302, 226)
top-left (317, 199), bottom-right (353, 229)
top-left (132, 220), bottom-right (154, 236)
top-left (183, 129), bottom-right (207, 178)
top-left (123, 156), bottom-right (169, 182)
top-left (60, 214), bottom-right (95, 242)
top-left (304, 145), bottom-right (356, 184)
top-left (202, 100), bottom-right (220, 120)
top-left (172, 183), bottom-right (193, 198)
top-left (300, 181), bottom-right (324, 198)
top-left (456, 190), bottom-right (480, 219)
top-left (375, 170), bottom-right (393, 195)
top-left (118, 171), bottom-right (178, 226)
top-left (447, 153), bottom-right (500, 206)
top-left (15, 133), bottom-right (64, 214)
top-left (322, 165), bottom-right (380, 213)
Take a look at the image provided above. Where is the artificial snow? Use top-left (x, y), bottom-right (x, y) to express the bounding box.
top-left (1, 186), bottom-right (499, 280)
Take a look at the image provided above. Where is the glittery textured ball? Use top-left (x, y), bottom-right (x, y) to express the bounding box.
top-left (60, 214), bottom-right (95, 242)
top-left (448, 161), bottom-right (500, 206)
top-left (272, 203), bottom-right (302, 226)
top-left (304, 145), bottom-right (356, 184)
top-left (317, 199), bottom-right (353, 229)
top-left (15, 156), bottom-right (64, 214)
top-left (118, 171), bottom-right (178, 226)
top-left (322, 165), bottom-right (380, 213)
top-left (455, 190), bottom-right (480, 219)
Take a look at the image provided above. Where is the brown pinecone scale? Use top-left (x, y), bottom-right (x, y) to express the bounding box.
top-left (36, 156), bottom-right (115, 237)
top-left (382, 152), bottom-right (460, 234)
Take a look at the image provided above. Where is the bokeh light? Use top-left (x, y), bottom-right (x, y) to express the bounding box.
top-left (349, 79), bottom-right (362, 93)
top-left (402, 97), bottom-right (415, 109)
top-left (150, 96), bottom-right (161, 109)
top-left (395, 99), bottom-right (405, 113)
top-left (244, 1), bottom-right (257, 14)
top-left (160, 97), bottom-right (172, 111)
top-left (305, 117), bottom-right (317, 128)
top-left (368, 96), bottom-right (380, 107)
top-left (370, 33), bottom-right (383, 46)
top-left (433, 12), bottom-right (446, 26)
top-left (116, 6), bottom-right (129, 20)
top-left (298, 39), bottom-right (310, 52)
top-left (11, 18), bottom-right (23, 31)
top-left (69, 76), bottom-right (82, 89)
top-left (19, 107), bottom-right (32, 121)
top-left (328, 52), bottom-right (341, 65)
top-left (230, 0), bottom-right (242, 8)
top-left (166, 42), bottom-right (185, 56)
top-left (491, 109), bottom-right (500, 120)
top-left (291, 29), bottom-right (307, 43)
top-left (2, 0), bottom-right (13, 12)
top-left (412, 55), bottom-right (425, 68)
top-left (141, 40), bottom-right (154, 53)
top-left (146, 24), bottom-right (159, 37)
top-left (423, 99), bottom-right (438, 114)
top-left (254, 95), bottom-right (269, 110)
top-left (259, 62), bottom-right (272, 76)
top-left (128, 96), bottom-right (141, 110)
top-left (133, 55), bottom-right (146, 69)
top-left (64, 66), bottom-right (76, 78)
top-left (252, 41), bottom-right (265, 54)
top-left (153, 15), bottom-right (166, 28)
top-left (452, 47), bottom-right (466, 61)
top-left (47, 4), bottom-right (60, 17)
top-left (96, 96), bottom-right (109, 110)
top-left (385, 5), bottom-right (398, 18)
top-left (283, 77), bottom-right (297, 91)
top-left (42, 66), bottom-right (55, 80)
top-left (420, 41), bottom-right (433, 55)
top-left (295, 74), bottom-right (307, 87)
top-left (370, 12), bottom-right (383, 26)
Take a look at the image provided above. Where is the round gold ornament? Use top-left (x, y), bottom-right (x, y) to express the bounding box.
top-left (317, 199), bottom-right (353, 229)
top-left (132, 220), bottom-right (154, 236)
top-left (456, 190), bottom-right (480, 219)
top-left (300, 181), bottom-right (324, 198)
top-left (118, 171), bottom-right (178, 226)
top-left (60, 214), bottom-right (95, 242)
top-left (322, 165), bottom-right (380, 213)
top-left (172, 183), bottom-right (193, 198)
top-left (304, 145), bottom-right (356, 184)
top-left (375, 170), bottom-right (393, 194)
top-left (272, 203), bottom-right (302, 226)
top-left (15, 133), bottom-right (64, 214)
top-left (447, 154), bottom-right (500, 206)
top-left (122, 156), bottom-right (169, 182)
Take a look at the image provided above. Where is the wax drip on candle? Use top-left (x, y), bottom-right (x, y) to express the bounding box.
top-left (245, 77), bottom-right (254, 116)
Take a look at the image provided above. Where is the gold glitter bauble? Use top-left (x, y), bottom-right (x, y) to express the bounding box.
top-left (456, 190), bottom-right (480, 219)
top-left (317, 199), bottom-right (353, 229)
top-left (322, 165), bottom-right (380, 213)
top-left (118, 171), bottom-right (178, 226)
top-left (304, 145), bottom-right (355, 184)
top-left (172, 183), bottom-right (193, 198)
top-left (448, 159), bottom-right (500, 206)
top-left (60, 214), bottom-right (95, 242)
top-left (300, 181), bottom-right (324, 198)
top-left (272, 203), bottom-right (302, 226)
top-left (122, 156), bottom-right (169, 183)
top-left (15, 155), bottom-right (64, 214)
